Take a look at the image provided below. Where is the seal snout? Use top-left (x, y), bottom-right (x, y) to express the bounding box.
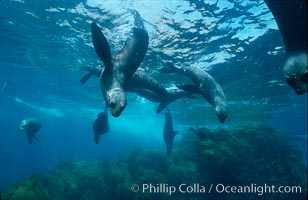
top-left (217, 112), bottom-right (228, 124)
top-left (110, 104), bottom-right (126, 117)
top-left (285, 74), bottom-right (307, 95)
top-left (109, 99), bottom-right (127, 117)
top-left (215, 103), bottom-right (229, 124)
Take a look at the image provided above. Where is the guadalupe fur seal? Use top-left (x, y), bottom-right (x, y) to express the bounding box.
top-left (264, 0), bottom-right (307, 95)
top-left (19, 118), bottom-right (41, 144)
top-left (80, 66), bottom-right (193, 113)
top-left (160, 62), bottom-right (228, 123)
top-left (91, 11), bottom-right (149, 117)
top-left (128, 86), bottom-right (194, 113)
top-left (163, 108), bottom-right (178, 156)
top-left (93, 105), bottom-right (110, 144)
top-left (126, 70), bottom-right (194, 113)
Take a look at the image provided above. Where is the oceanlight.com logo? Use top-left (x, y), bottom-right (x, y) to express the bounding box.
top-left (130, 183), bottom-right (303, 196)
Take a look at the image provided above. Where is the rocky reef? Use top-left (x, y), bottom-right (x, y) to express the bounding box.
top-left (2, 124), bottom-right (307, 200)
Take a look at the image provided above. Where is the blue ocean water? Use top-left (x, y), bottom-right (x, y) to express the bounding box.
top-left (0, 0), bottom-right (307, 198)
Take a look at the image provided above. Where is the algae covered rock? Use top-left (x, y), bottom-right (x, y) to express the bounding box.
top-left (175, 123), bottom-right (307, 199)
top-left (2, 124), bottom-right (307, 200)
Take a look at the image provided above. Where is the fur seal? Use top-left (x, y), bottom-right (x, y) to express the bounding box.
top-left (126, 70), bottom-right (194, 113)
top-left (160, 62), bottom-right (228, 123)
top-left (80, 66), bottom-right (193, 113)
top-left (163, 109), bottom-right (178, 156)
top-left (128, 86), bottom-right (194, 113)
top-left (93, 105), bottom-right (110, 144)
top-left (19, 118), bottom-right (41, 144)
top-left (264, 0), bottom-right (307, 94)
top-left (91, 11), bottom-right (149, 117)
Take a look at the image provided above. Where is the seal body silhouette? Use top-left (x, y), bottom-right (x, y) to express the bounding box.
top-left (163, 109), bottom-right (178, 156)
top-left (19, 118), bottom-right (41, 144)
top-left (160, 62), bottom-right (228, 123)
top-left (265, 0), bottom-right (307, 94)
top-left (93, 105), bottom-right (110, 144)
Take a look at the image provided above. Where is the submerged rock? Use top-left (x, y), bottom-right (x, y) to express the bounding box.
top-left (3, 124), bottom-right (307, 200)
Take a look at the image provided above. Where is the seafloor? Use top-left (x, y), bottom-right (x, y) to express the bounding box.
top-left (1, 124), bottom-right (307, 200)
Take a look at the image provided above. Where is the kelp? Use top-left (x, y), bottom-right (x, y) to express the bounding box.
top-left (2, 124), bottom-right (307, 200)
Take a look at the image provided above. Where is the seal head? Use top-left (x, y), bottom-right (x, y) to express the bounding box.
top-left (105, 87), bottom-right (127, 117)
top-left (283, 53), bottom-right (308, 95)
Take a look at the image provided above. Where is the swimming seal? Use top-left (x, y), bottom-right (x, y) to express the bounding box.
top-left (19, 118), bottom-right (41, 144)
top-left (264, 0), bottom-right (307, 94)
top-left (163, 108), bottom-right (178, 156)
top-left (126, 70), bottom-right (194, 113)
top-left (93, 104), bottom-right (110, 144)
top-left (160, 62), bottom-right (228, 123)
top-left (80, 66), bottom-right (193, 114)
top-left (91, 11), bottom-right (149, 117)
top-left (128, 86), bottom-right (194, 113)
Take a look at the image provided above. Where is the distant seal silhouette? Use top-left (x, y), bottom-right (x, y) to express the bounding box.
top-left (93, 105), bottom-right (110, 144)
top-left (264, 0), bottom-right (307, 94)
top-left (163, 108), bottom-right (178, 156)
top-left (160, 62), bottom-right (228, 123)
top-left (91, 11), bottom-right (149, 117)
top-left (19, 118), bottom-right (41, 144)
top-left (80, 66), bottom-right (193, 113)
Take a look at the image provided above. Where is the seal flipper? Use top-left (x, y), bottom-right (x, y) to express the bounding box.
top-left (166, 131), bottom-right (178, 156)
top-left (26, 132), bottom-right (39, 144)
top-left (173, 131), bottom-right (178, 137)
top-left (80, 72), bottom-right (93, 84)
top-left (91, 22), bottom-right (113, 69)
top-left (94, 134), bottom-right (100, 144)
top-left (26, 133), bottom-right (33, 144)
top-left (156, 102), bottom-right (169, 114)
top-left (131, 9), bottom-right (145, 30)
top-left (115, 14), bottom-right (149, 78)
top-left (176, 84), bottom-right (201, 94)
top-left (166, 144), bottom-right (173, 156)
top-left (32, 135), bottom-right (39, 142)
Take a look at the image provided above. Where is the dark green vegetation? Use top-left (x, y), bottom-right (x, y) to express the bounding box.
top-left (3, 124), bottom-right (307, 200)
